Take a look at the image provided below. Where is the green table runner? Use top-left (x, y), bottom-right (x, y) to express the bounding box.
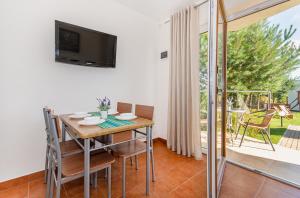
top-left (89, 112), bottom-right (134, 129)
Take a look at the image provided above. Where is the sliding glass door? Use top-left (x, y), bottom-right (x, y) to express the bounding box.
top-left (216, 1), bottom-right (226, 184)
top-left (207, 0), bottom-right (227, 197)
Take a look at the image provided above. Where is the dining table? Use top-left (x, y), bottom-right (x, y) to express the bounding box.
top-left (59, 113), bottom-right (154, 198)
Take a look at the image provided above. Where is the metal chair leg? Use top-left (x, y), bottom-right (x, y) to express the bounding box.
top-left (44, 144), bottom-right (50, 183)
top-left (239, 125), bottom-right (248, 147)
top-left (49, 170), bottom-right (54, 198)
top-left (264, 129), bottom-right (275, 151)
top-left (130, 157), bottom-right (133, 166)
top-left (122, 157), bottom-right (126, 198)
top-left (151, 150), bottom-right (156, 182)
top-left (135, 156), bottom-right (139, 170)
top-left (56, 180), bottom-right (61, 198)
top-left (90, 174), bottom-right (93, 186)
top-left (260, 130), bottom-right (267, 144)
top-left (93, 172), bottom-right (98, 188)
top-left (46, 158), bottom-right (52, 198)
top-left (107, 166), bottom-right (111, 198)
top-left (235, 124), bottom-right (242, 139)
top-left (104, 168), bottom-right (108, 179)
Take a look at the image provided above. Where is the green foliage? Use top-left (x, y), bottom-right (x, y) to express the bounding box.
top-left (199, 34), bottom-right (209, 117)
top-left (199, 21), bottom-right (300, 102)
top-left (227, 21), bottom-right (300, 101)
top-left (200, 34), bottom-right (208, 91)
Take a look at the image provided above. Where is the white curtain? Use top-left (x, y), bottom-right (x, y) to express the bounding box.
top-left (167, 6), bottom-right (202, 159)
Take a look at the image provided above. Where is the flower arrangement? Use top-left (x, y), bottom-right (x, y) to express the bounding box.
top-left (97, 97), bottom-right (111, 111)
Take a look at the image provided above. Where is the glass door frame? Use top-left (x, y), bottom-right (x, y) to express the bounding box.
top-left (207, 0), bottom-right (227, 197)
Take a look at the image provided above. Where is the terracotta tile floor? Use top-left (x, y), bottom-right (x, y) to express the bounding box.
top-left (1, 141), bottom-right (299, 198)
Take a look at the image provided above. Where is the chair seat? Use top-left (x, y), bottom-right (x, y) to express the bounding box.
top-left (62, 151), bottom-right (115, 177)
top-left (239, 121), bottom-right (267, 129)
top-left (60, 140), bottom-right (82, 156)
top-left (110, 140), bottom-right (146, 158)
top-left (247, 123), bottom-right (267, 129)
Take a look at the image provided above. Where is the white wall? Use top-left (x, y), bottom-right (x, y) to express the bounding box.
top-left (0, 0), bottom-right (159, 182)
top-left (153, 23), bottom-right (170, 140)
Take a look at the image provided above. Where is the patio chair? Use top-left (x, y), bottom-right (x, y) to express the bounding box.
top-left (45, 109), bottom-right (115, 198)
top-left (238, 109), bottom-right (276, 151)
top-left (273, 105), bottom-right (287, 127)
top-left (279, 105), bottom-right (293, 119)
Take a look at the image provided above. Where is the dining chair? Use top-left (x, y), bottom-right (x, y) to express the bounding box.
top-left (42, 108), bottom-right (83, 184)
top-left (117, 102), bottom-right (132, 114)
top-left (96, 102), bottom-right (133, 144)
top-left (113, 102), bottom-right (133, 143)
top-left (238, 109), bottom-right (276, 151)
top-left (110, 104), bottom-right (156, 197)
top-left (45, 110), bottom-right (115, 198)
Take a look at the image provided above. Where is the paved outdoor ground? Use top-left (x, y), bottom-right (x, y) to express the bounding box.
top-left (201, 124), bottom-right (300, 186)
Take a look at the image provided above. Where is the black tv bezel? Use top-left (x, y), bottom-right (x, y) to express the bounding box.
top-left (55, 20), bottom-right (117, 68)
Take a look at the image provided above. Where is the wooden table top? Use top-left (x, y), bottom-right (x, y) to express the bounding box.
top-left (60, 114), bottom-right (154, 139)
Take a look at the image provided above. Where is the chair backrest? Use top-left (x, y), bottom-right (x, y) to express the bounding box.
top-left (45, 109), bottom-right (62, 173)
top-left (261, 109), bottom-right (276, 127)
top-left (43, 107), bottom-right (61, 138)
top-left (43, 107), bottom-right (51, 139)
top-left (117, 102), bottom-right (132, 113)
top-left (135, 104), bottom-right (154, 120)
top-left (53, 115), bottom-right (62, 138)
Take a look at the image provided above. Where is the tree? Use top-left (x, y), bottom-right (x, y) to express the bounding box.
top-left (200, 21), bottom-right (300, 102)
top-left (227, 21), bottom-right (300, 102)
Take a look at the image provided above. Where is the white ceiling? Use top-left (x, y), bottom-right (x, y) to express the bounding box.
top-left (112, 0), bottom-right (197, 21)
top-left (112, 0), bottom-right (300, 24)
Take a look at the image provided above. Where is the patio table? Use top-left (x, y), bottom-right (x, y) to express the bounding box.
top-left (227, 109), bottom-right (246, 142)
top-left (60, 114), bottom-right (154, 198)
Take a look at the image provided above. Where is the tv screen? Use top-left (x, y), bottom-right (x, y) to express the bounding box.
top-left (55, 20), bottom-right (117, 68)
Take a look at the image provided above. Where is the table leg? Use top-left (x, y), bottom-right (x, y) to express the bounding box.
top-left (228, 112), bottom-right (233, 144)
top-left (62, 122), bottom-right (66, 142)
top-left (84, 138), bottom-right (90, 198)
top-left (235, 112), bottom-right (239, 134)
top-left (235, 112), bottom-right (243, 136)
top-left (146, 126), bottom-right (151, 195)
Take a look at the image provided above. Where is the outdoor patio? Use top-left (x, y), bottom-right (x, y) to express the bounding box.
top-left (200, 119), bottom-right (300, 187)
top-left (226, 125), bottom-right (300, 186)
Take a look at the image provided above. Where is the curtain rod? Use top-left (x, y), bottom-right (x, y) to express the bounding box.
top-left (163, 0), bottom-right (208, 24)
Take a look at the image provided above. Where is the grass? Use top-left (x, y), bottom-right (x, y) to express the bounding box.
top-left (233, 111), bottom-right (300, 144)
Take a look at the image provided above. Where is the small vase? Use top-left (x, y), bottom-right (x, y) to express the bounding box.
top-left (101, 111), bottom-right (108, 119)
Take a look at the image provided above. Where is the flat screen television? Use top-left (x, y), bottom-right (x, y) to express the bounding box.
top-left (55, 20), bottom-right (117, 68)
